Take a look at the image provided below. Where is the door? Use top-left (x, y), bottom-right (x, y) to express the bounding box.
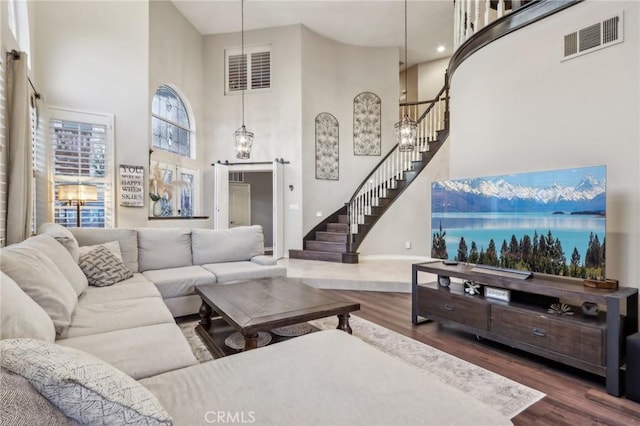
top-left (229, 183), bottom-right (251, 227)
top-left (273, 160), bottom-right (285, 259)
top-left (213, 163), bottom-right (229, 229)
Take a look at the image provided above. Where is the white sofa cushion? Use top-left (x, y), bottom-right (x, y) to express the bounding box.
top-left (0, 273), bottom-right (56, 343)
top-left (57, 323), bottom-right (197, 380)
top-left (142, 266), bottom-right (216, 298)
top-left (21, 234), bottom-right (88, 296)
top-left (37, 222), bottom-right (80, 263)
top-left (71, 227), bottom-right (139, 273)
top-left (192, 226), bottom-right (264, 264)
top-left (0, 338), bottom-right (172, 425)
top-left (140, 330), bottom-right (511, 426)
top-left (137, 228), bottom-right (192, 271)
top-left (1, 242), bottom-right (78, 334)
top-left (78, 274), bottom-right (160, 305)
top-left (58, 297), bottom-right (174, 339)
top-left (201, 261), bottom-right (286, 283)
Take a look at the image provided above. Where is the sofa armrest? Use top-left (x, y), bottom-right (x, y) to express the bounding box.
top-left (250, 255), bottom-right (277, 266)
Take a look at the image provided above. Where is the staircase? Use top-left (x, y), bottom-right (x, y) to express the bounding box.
top-left (289, 82), bottom-right (450, 263)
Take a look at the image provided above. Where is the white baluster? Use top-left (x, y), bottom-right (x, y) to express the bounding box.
top-left (474, 0), bottom-right (480, 34)
top-left (498, 0), bottom-right (504, 18)
top-left (465, 0), bottom-right (471, 39)
top-left (454, 0), bottom-right (459, 49)
top-left (484, 0), bottom-right (490, 27)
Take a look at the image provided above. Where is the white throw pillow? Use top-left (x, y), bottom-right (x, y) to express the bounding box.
top-left (78, 240), bottom-right (124, 261)
top-left (37, 223), bottom-right (80, 262)
top-left (78, 245), bottom-right (134, 287)
top-left (21, 234), bottom-right (88, 296)
top-left (0, 273), bottom-right (56, 343)
top-left (0, 244), bottom-right (78, 334)
top-left (0, 339), bottom-right (173, 425)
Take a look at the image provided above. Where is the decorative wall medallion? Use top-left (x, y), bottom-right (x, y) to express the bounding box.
top-left (315, 112), bottom-right (339, 180)
top-left (353, 92), bottom-right (381, 156)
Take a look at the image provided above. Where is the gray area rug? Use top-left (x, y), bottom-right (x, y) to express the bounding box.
top-left (179, 315), bottom-right (544, 419)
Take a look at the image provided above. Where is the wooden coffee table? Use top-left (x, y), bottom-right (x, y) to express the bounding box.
top-left (195, 277), bottom-right (360, 357)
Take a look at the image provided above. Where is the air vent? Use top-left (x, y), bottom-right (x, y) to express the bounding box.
top-left (562, 13), bottom-right (623, 61)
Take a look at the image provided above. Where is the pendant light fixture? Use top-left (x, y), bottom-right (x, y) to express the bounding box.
top-left (395, 0), bottom-right (417, 152)
top-left (235, 0), bottom-right (253, 159)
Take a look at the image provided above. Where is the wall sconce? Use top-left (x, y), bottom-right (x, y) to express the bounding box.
top-left (57, 184), bottom-right (98, 227)
top-left (289, 184), bottom-right (294, 191)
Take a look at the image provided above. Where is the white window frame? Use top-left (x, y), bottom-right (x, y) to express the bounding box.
top-left (149, 159), bottom-right (200, 218)
top-left (225, 45), bottom-right (271, 95)
top-left (48, 108), bottom-right (115, 228)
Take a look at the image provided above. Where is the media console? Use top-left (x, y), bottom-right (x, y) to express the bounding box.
top-left (412, 261), bottom-right (638, 396)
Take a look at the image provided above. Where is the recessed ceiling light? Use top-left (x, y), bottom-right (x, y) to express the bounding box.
top-left (437, 45), bottom-right (446, 53)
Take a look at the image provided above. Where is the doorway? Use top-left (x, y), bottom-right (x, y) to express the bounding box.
top-left (214, 161), bottom-right (284, 259)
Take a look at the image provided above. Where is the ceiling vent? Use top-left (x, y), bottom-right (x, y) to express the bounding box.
top-left (562, 13), bottom-right (623, 61)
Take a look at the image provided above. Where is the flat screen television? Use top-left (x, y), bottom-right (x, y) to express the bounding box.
top-left (431, 165), bottom-right (606, 278)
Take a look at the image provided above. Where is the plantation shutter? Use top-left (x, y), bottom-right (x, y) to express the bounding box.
top-left (251, 51), bottom-right (270, 89)
top-left (0, 59), bottom-right (6, 246)
top-left (225, 47), bottom-right (270, 94)
top-left (49, 110), bottom-right (114, 228)
top-left (227, 54), bottom-right (247, 92)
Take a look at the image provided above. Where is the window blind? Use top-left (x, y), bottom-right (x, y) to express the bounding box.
top-left (225, 46), bottom-right (270, 94)
top-left (50, 113), bottom-right (113, 228)
top-left (251, 51), bottom-right (271, 89)
top-left (0, 60), bottom-right (6, 246)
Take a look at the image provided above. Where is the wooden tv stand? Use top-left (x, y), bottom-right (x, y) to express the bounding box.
top-left (412, 261), bottom-right (638, 396)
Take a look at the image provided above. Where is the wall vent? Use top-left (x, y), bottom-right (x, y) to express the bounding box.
top-left (562, 13), bottom-right (623, 61)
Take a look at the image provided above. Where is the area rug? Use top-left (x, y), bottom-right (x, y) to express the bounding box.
top-left (179, 315), bottom-right (544, 419)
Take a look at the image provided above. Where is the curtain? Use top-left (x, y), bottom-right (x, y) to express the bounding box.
top-left (6, 51), bottom-right (32, 244)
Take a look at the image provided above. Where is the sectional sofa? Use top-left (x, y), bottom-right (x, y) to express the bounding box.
top-left (0, 224), bottom-right (511, 425)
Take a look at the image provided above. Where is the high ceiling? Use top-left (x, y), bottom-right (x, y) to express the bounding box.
top-left (171, 1), bottom-right (454, 66)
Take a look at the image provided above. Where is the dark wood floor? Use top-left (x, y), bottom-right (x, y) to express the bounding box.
top-left (326, 289), bottom-right (640, 426)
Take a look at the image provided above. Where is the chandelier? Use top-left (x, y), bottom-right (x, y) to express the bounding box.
top-left (395, 0), bottom-right (417, 152)
top-left (235, 0), bottom-right (254, 159)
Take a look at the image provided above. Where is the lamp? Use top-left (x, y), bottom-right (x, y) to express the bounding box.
top-left (57, 184), bottom-right (98, 227)
top-left (395, 0), bottom-right (417, 152)
top-left (235, 0), bottom-right (254, 159)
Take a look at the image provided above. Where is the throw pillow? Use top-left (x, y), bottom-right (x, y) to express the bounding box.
top-left (0, 244), bottom-right (78, 334)
top-left (78, 240), bottom-right (124, 261)
top-left (37, 223), bottom-right (80, 262)
top-left (78, 245), bottom-right (134, 287)
top-left (0, 368), bottom-right (74, 426)
top-left (0, 339), bottom-right (173, 425)
top-left (0, 272), bottom-right (56, 342)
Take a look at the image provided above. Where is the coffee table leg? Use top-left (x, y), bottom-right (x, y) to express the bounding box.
top-left (199, 302), bottom-right (212, 330)
top-left (337, 313), bottom-right (353, 334)
top-left (243, 333), bottom-right (258, 351)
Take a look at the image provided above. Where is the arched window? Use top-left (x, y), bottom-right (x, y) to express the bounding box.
top-left (149, 85), bottom-right (199, 218)
top-left (151, 85), bottom-right (192, 158)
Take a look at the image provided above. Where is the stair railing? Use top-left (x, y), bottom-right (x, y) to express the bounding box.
top-left (346, 83), bottom-right (449, 252)
top-left (454, 0), bottom-right (534, 50)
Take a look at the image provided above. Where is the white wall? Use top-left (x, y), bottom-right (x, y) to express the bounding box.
top-left (417, 57), bottom-right (449, 101)
top-left (449, 0), bottom-right (639, 287)
top-left (300, 27), bottom-right (399, 235)
top-left (149, 0), bottom-right (210, 228)
top-left (203, 25), bottom-right (303, 251)
top-left (33, 0), bottom-right (150, 228)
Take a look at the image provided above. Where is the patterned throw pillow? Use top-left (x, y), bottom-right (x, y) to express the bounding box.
top-left (0, 368), bottom-right (74, 426)
top-left (0, 339), bottom-right (173, 425)
top-left (78, 245), bottom-right (133, 287)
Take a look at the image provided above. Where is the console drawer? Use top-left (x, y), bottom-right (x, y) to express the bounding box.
top-left (490, 304), bottom-right (604, 366)
top-left (418, 287), bottom-right (489, 331)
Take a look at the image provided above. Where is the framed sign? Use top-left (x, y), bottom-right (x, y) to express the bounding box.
top-left (119, 164), bottom-right (145, 207)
